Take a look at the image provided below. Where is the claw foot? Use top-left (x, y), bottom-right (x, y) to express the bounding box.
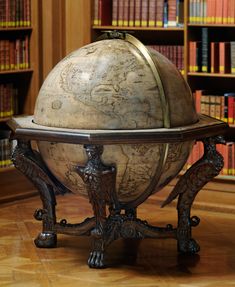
top-left (88, 250), bottom-right (105, 268)
top-left (178, 238), bottom-right (200, 254)
top-left (34, 232), bottom-right (57, 248)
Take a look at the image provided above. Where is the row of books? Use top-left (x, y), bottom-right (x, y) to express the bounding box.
top-left (0, 36), bottom-right (29, 71)
top-left (0, 83), bottom-right (18, 118)
top-left (186, 141), bottom-right (235, 176)
top-left (194, 90), bottom-right (235, 125)
top-left (189, 40), bottom-right (235, 74)
top-left (0, 130), bottom-right (14, 168)
top-left (147, 44), bottom-right (184, 71)
top-left (0, 0), bottom-right (31, 28)
top-left (189, 0), bottom-right (235, 24)
top-left (93, 0), bottom-right (184, 28)
top-left (188, 27), bottom-right (235, 73)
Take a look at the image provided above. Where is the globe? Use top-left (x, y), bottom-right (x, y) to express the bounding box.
top-left (34, 34), bottom-right (198, 207)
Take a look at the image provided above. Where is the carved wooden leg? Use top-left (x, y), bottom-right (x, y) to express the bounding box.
top-left (76, 144), bottom-right (118, 268)
top-left (12, 139), bottom-right (61, 248)
top-left (162, 136), bottom-right (224, 254)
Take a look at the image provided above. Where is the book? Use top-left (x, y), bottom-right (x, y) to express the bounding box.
top-left (134, 0), bottom-right (142, 26)
top-left (224, 92), bottom-right (235, 124)
top-left (215, 0), bottom-right (223, 24)
top-left (118, 0), bottom-right (124, 26)
top-left (98, 0), bottom-right (112, 26)
top-left (129, 0), bottom-right (135, 26)
top-left (93, 0), bottom-right (99, 25)
top-left (156, 0), bottom-right (164, 27)
top-left (201, 27), bottom-right (210, 72)
top-left (0, 130), bottom-right (13, 168)
top-left (231, 41), bottom-right (235, 74)
top-left (210, 42), bottom-right (220, 73)
top-left (223, 0), bottom-right (229, 24)
top-left (176, 0), bottom-right (184, 26)
top-left (148, 0), bottom-right (156, 27)
top-left (123, 0), bottom-right (129, 26)
top-left (168, 0), bottom-right (177, 27)
top-left (163, 0), bottom-right (168, 27)
top-left (219, 42), bottom-right (231, 74)
top-left (140, 0), bottom-right (148, 27)
top-left (112, 0), bottom-right (119, 26)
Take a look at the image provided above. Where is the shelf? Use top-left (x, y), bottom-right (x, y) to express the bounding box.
top-left (188, 72), bottom-right (235, 78)
top-left (215, 174), bottom-right (235, 182)
top-left (0, 27), bottom-right (32, 32)
top-left (92, 25), bottom-right (184, 31)
top-left (188, 23), bottom-right (235, 28)
top-left (0, 117), bottom-right (11, 123)
top-left (0, 166), bottom-right (15, 173)
top-left (0, 69), bottom-right (33, 75)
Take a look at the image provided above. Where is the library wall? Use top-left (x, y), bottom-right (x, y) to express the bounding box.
top-left (39, 0), bottom-right (91, 80)
top-left (0, 0), bottom-right (235, 208)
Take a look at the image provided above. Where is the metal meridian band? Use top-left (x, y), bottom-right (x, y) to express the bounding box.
top-left (124, 33), bottom-right (170, 129)
top-left (96, 31), bottom-right (170, 208)
top-left (125, 33), bottom-right (171, 202)
top-left (97, 31), bottom-right (171, 129)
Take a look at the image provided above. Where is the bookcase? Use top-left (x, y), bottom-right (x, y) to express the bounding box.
top-left (0, 0), bottom-right (234, 204)
top-left (91, 0), bottom-right (235, 186)
top-left (0, 0), bottom-right (40, 202)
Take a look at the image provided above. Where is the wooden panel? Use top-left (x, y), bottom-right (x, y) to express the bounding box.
top-left (64, 0), bottom-right (92, 54)
top-left (40, 0), bottom-right (92, 81)
top-left (23, 0), bottom-right (41, 114)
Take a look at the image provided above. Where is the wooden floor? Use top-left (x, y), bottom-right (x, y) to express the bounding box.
top-left (1, 190), bottom-right (235, 286)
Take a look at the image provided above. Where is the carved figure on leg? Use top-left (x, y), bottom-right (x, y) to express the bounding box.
top-left (76, 144), bottom-right (119, 268)
top-left (12, 140), bottom-right (66, 248)
top-left (162, 136), bottom-right (224, 253)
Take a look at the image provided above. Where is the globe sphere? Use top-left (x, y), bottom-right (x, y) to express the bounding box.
top-left (34, 36), bottom-right (198, 207)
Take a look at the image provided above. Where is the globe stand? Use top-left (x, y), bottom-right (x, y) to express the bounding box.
top-left (8, 115), bottom-right (227, 268)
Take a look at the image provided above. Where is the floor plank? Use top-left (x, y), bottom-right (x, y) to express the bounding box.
top-left (1, 191), bottom-right (235, 286)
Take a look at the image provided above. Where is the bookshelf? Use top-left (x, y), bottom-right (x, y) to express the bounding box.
top-left (0, 0), bottom-right (40, 202)
top-left (90, 0), bottom-right (235, 183)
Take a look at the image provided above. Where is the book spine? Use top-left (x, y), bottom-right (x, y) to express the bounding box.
top-left (223, 0), bottom-right (228, 23)
top-left (5, 39), bottom-right (10, 70)
top-left (231, 0), bottom-right (235, 24)
top-left (112, 0), bottom-right (119, 26)
top-left (210, 42), bottom-right (219, 73)
top-left (99, 0), bottom-right (112, 26)
top-left (176, 0), bottom-right (184, 26)
top-left (194, 90), bottom-right (202, 113)
top-left (219, 42), bottom-right (231, 74)
top-left (0, 40), bottom-right (5, 70)
top-left (19, 0), bottom-right (24, 27)
top-left (129, 0), bottom-right (135, 26)
top-left (118, 0), bottom-right (124, 26)
top-left (156, 0), bottom-right (164, 27)
top-left (123, 0), bottom-right (129, 26)
top-left (163, 0), bottom-right (168, 27)
top-left (231, 41), bottom-right (235, 74)
top-left (141, 0), bottom-right (148, 27)
top-left (214, 95), bottom-right (222, 119)
top-left (201, 27), bottom-right (209, 72)
top-left (168, 0), bottom-right (177, 26)
top-left (9, 0), bottom-right (16, 27)
top-left (134, 0), bottom-right (141, 26)
top-left (93, 0), bottom-right (99, 25)
top-left (215, 0), bottom-right (223, 24)
top-left (26, 0), bottom-right (31, 26)
top-left (148, 0), bottom-right (156, 27)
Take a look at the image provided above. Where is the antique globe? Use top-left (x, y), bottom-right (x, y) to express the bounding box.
top-left (9, 32), bottom-right (226, 268)
top-left (33, 32), bottom-right (198, 207)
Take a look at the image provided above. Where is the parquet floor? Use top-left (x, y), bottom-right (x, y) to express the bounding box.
top-left (1, 191), bottom-right (235, 287)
